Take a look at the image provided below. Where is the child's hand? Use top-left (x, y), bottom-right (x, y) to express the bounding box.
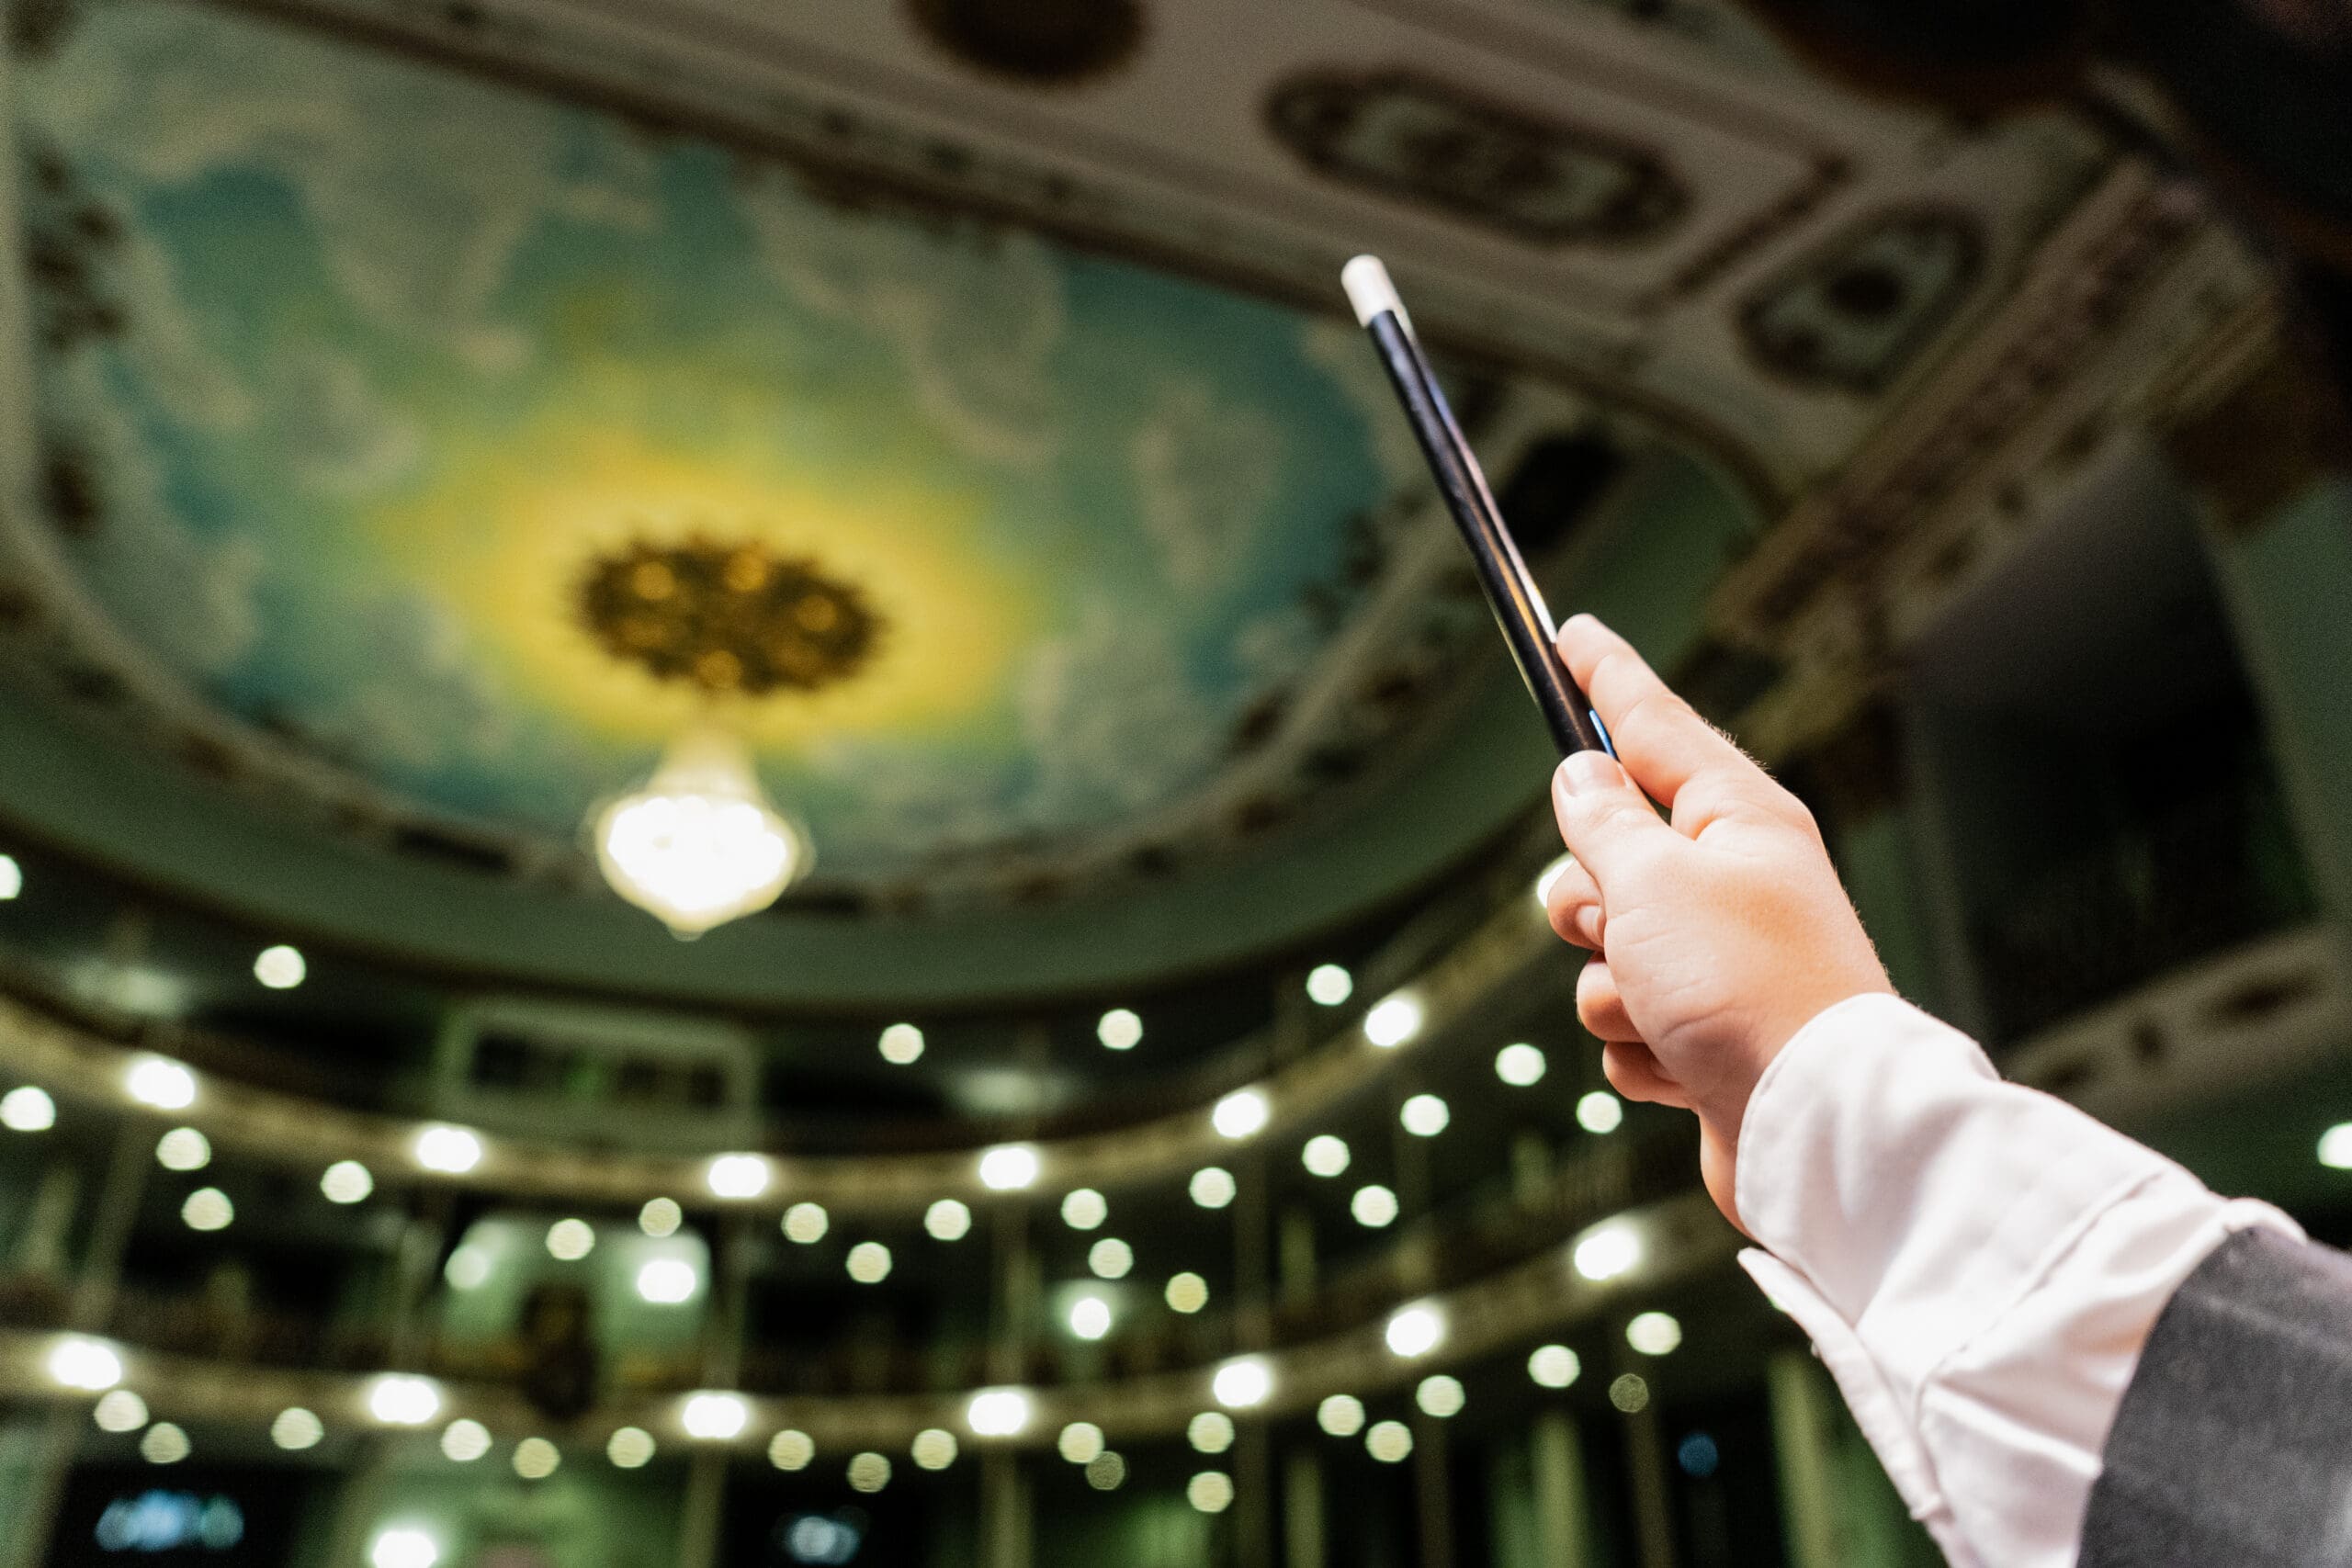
top-left (1544, 615), bottom-right (1894, 1230)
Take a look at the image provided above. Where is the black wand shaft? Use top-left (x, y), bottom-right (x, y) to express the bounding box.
top-left (1362, 311), bottom-right (1603, 758)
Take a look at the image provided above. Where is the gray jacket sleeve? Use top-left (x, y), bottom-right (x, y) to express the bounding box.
top-left (2080, 1227), bottom-right (2352, 1567)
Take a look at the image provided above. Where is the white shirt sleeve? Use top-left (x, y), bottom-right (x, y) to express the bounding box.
top-left (1733, 992), bottom-right (2299, 1568)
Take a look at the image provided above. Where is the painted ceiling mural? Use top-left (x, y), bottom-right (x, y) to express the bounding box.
top-left (0, 0), bottom-right (1591, 908)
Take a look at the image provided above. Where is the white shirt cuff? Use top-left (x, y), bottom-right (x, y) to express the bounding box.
top-left (1733, 993), bottom-right (2299, 1568)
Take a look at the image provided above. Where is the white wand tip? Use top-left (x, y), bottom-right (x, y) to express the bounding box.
top-left (1342, 254), bottom-right (1408, 332)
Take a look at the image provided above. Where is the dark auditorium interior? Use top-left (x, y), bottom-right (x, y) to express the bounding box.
top-left (0, 0), bottom-right (2346, 1563)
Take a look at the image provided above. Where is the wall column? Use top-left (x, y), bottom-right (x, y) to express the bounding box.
top-left (981, 1450), bottom-right (1031, 1568)
top-left (1766, 1349), bottom-right (1939, 1566)
top-left (6, 1116), bottom-right (153, 1568)
top-left (2202, 478), bottom-right (2352, 926)
top-left (1623, 1382), bottom-right (1678, 1568)
top-left (1531, 1409), bottom-right (1594, 1567)
top-left (1283, 1446), bottom-right (1325, 1568)
top-left (1767, 1352), bottom-right (1841, 1568)
top-left (1412, 1414), bottom-right (1455, 1568)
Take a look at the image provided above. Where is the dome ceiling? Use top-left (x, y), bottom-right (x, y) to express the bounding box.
top-left (2, 0), bottom-right (1532, 914)
top-left (0, 0), bottom-right (2111, 1001)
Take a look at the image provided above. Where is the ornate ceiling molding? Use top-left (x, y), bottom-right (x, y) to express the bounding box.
top-left (1702, 161), bottom-right (2273, 761)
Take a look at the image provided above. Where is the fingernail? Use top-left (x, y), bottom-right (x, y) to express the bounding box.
top-left (1558, 749), bottom-right (1620, 796)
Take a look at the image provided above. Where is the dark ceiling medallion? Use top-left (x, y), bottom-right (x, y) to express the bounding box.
top-left (1738, 206), bottom-right (1984, 395)
top-left (576, 535), bottom-right (884, 696)
top-left (907, 0), bottom-right (1145, 86)
top-left (1266, 71), bottom-right (1687, 246)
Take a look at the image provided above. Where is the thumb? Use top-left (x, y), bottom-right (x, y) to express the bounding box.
top-left (1551, 749), bottom-right (1677, 888)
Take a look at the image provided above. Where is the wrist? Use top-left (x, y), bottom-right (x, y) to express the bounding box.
top-left (1700, 987), bottom-right (1895, 1168)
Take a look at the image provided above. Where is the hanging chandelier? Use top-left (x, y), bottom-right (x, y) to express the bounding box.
top-left (593, 727), bottom-right (808, 938)
top-left (576, 533), bottom-right (884, 937)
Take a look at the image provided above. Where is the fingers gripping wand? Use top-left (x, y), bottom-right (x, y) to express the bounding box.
top-left (1343, 255), bottom-right (1609, 760)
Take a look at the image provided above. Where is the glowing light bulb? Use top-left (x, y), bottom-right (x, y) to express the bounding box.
top-left (372, 1530), bottom-right (438, 1568)
top-left (1069, 1294), bottom-right (1113, 1339)
top-left (1351, 1185), bottom-right (1398, 1228)
top-left (368, 1376), bottom-right (440, 1427)
top-left (783, 1202), bottom-right (828, 1244)
top-left (1627, 1311), bottom-right (1683, 1356)
top-left (1302, 1134), bottom-right (1350, 1178)
top-left (444, 1246), bottom-right (492, 1291)
top-left (878, 1023), bottom-right (924, 1065)
top-left (682, 1392), bottom-right (748, 1440)
top-left (1399, 1093), bottom-right (1449, 1137)
top-left (126, 1057), bottom-right (196, 1111)
top-left (48, 1337), bottom-right (122, 1391)
top-left (546, 1219), bottom-right (594, 1261)
top-left (1088, 1237), bottom-right (1133, 1280)
top-left (705, 1154), bottom-right (769, 1200)
top-left (440, 1420), bottom-right (490, 1462)
top-left (1577, 1091), bottom-right (1624, 1134)
top-left (1060, 1189), bottom-right (1107, 1229)
top-left (1366, 1421), bottom-right (1413, 1462)
top-left (925, 1199), bottom-right (972, 1241)
top-left (967, 1388), bottom-right (1031, 1438)
top-left (1097, 1009), bottom-right (1143, 1051)
top-left (513, 1438), bottom-right (560, 1479)
top-left (1363, 994), bottom-right (1422, 1048)
top-left (1211, 1359), bottom-right (1271, 1409)
top-left (1317, 1394), bottom-right (1364, 1437)
top-left (1385, 1304), bottom-right (1444, 1358)
top-left (1306, 964), bottom-right (1353, 1006)
top-left (272, 1407), bottom-right (324, 1450)
top-left (180, 1188), bottom-right (232, 1232)
top-left (639, 1197), bottom-right (682, 1236)
top-left (94, 1390), bottom-right (147, 1432)
top-left (322, 1161), bottom-right (373, 1204)
top-left (911, 1428), bottom-right (958, 1470)
top-left (636, 1259), bottom-right (698, 1304)
top-left (1529, 1345), bottom-right (1582, 1388)
top-left (1189, 1168), bottom-right (1236, 1209)
top-left (1, 1086), bottom-right (54, 1132)
top-left (1165, 1272), bottom-right (1209, 1313)
top-left (769, 1430), bottom-right (815, 1471)
top-left (592, 728), bottom-right (807, 937)
top-left (254, 944), bottom-right (306, 989)
top-left (607, 1427), bottom-right (655, 1468)
top-left (1496, 1043), bottom-right (1546, 1087)
top-left (413, 1126), bottom-right (481, 1174)
top-left (1057, 1423), bottom-right (1103, 1464)
top-left (1574, 1223), bottom-right (1642, 1282)
top-left (154, 1128), bottom-right (209, 1171)
top-left (141, 1423), bottom-right (189, 1463)
top-left (1212, 1089), bottom-right (1269, 1140)
top-left (978, 1144), bottom-right (1038, 1191)
top-left (845, 1242), bottom-right (891, 1283)
top-left (1188, 1472), bottom-right (1234, 1513)
top-left (1417, 1375), bottom-right (1465, 1417)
